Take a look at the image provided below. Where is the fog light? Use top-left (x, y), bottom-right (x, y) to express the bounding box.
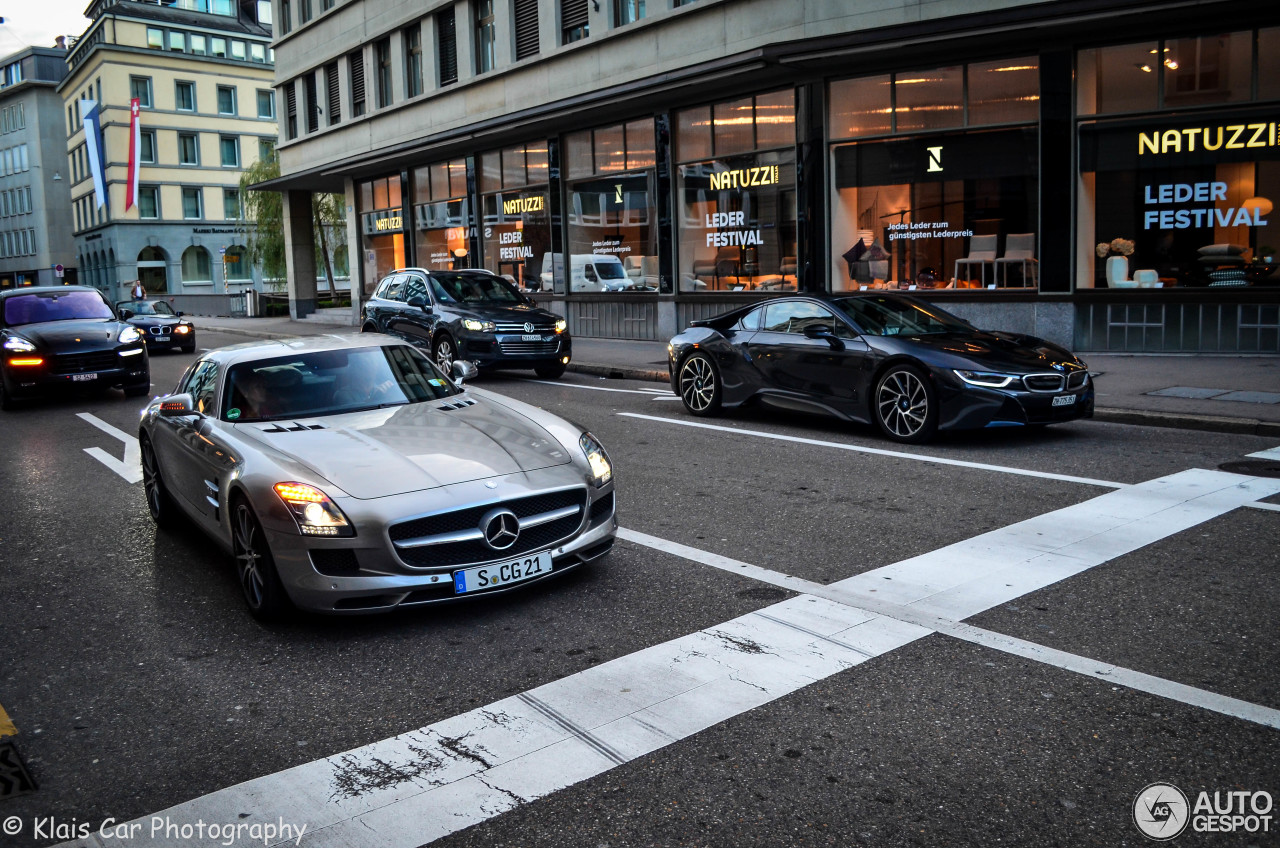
top-left (561, 356), bottom-right (570, 364)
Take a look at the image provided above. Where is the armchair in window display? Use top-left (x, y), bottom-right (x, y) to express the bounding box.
top-left (953, 234), bottom-right (998, 287)
top-left (623, 255), bottom-right (660, 290)
top-left (994, 232), bottom-right (1038, 287)
top-left (1197, 244), bottom-right (1249, 287)
top-left (841, 236), bottom-right (890, 287)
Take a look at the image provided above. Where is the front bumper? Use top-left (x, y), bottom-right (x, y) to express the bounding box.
top-left (459, 331), bottom-right (572, 368)
top-left (259, 469), bottom-right (615, 614)
top-left (3, 348), bottom-right (149, 397)
top-left (936, 374), bottom-right (1095, 431)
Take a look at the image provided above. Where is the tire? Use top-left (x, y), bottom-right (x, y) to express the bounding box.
top-left (873, 364), bottom-right (938, 444)
top-left (677, 352), bottom-right (722, 417)
top-left (433, 334), bottom-right (456, 372)
top-left (534, 360), bottom-right (566, 379)
top-left (230, 496), bottom-right (290, 622)
top-left (181, 343), bottom-right (195, 354)
top-left (140, 436), bottom-right (179, 528)
top-left (124, 383), bottom-right (150, 398)
top-left (0, 376), bottom-right (20, 411)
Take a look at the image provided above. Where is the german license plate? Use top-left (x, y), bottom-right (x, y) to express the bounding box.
top-left (71, 373), bottom-right (97, 382)
top-left (453, 551), bottom-right (552, 594)
top-left (521, 334), bottom-right (541, 341)
top-left (1052, 394), bottom-right (1077, 407)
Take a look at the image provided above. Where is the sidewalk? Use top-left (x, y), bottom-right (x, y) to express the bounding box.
top-left (191, 315), bottom-right (1280, 437)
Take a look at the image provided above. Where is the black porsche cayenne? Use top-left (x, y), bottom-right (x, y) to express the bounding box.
top-left (1, 286), bottom-right (150, 410)
top-left (667, 292), bottom-right (1093, 444)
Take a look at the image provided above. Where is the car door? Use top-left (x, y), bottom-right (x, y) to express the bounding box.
top-left (388, 273), bottom-right (438, 348)
top-left (151, 360), bottom-right (236, 528)
top-left (746, 300), bottom-right (869, 411)
top-left (373, 274), bottom-right (408, 335)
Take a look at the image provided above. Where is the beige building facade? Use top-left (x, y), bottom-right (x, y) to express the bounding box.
top-left (60, 0), bottom-right (277, 302)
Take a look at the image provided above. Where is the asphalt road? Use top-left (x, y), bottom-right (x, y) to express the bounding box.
top-left (1, 330), bottom-right (1278, 847)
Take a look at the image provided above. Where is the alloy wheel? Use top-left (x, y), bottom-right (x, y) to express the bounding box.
top-left (141, 440), bottom-right (163, 520)
top-left (680, 356), bottom-right (717, 413)
top-left (233, 503), bottom-right (266, 610)
top-left (435, 338), bottom-right (455, 371)
top-left (877, 369), bottom-right (929, 439)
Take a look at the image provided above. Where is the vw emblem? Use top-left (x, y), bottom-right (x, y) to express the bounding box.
top-left (523, 322), bottom-right (535, 333)
top-left (481, 508), bottom-right (520, 551)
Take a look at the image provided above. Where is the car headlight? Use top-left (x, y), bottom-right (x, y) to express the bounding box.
top-left (555, 318), bottom-right (567, 334)
top-left (273, 482), bottom-right (355, 537)
top-left (579, 432), bottom-right (612, 488)
top-left (953, 369), bottom-right (1018, 388)
top-left (3, 336), bottom-right (36, 352)
top-left (463, 318), bottom-right (495, 332)
top-left (174, 324), bottom-right (191, 335)
top-left (119, 326), bottom-right (143, 344)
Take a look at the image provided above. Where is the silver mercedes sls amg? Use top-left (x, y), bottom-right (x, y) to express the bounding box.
top-left (137, 334), bottom-right (616, 619)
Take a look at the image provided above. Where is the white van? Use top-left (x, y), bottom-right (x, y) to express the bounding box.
top-left (540, 253), bottom-right (630, 292)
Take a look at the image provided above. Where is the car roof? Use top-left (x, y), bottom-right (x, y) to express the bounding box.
top-left (197, 332), bottom-right (408, 368)
top-left (1, 285), bottom-right (98, 299)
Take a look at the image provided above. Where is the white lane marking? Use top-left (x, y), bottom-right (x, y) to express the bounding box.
top-left (524, 379), bottom-right (663, 396)
top-left (1245, 501), bottom-right (1280, 513)
top-left (77, 412), bottom-right (142, 484)
top-left (638, 388), bottom-right (670, 394)
top-left (54, 469), bottom-right (1280, 848)
top-left (650, 395), bottom-right (682, 401)
top-left (1247, 446), bottom-right (1280, 460)
top-left (620, 412), bottom-right (1128, 489)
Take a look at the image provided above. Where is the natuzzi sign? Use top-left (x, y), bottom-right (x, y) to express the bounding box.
top-left (1080, 114), bottom-right (1280, 171)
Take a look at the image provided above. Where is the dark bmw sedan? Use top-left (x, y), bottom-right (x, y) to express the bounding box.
top-left (1, 285), bottom-right (149, 410)
top-left (361, 268), bottom-right (571, 379)
top-left (115, 299), bottom-right (196, 353)
top-left (667, 293), bottom-right (1093, 443)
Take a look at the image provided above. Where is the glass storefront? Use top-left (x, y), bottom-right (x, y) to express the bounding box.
top-left (479, 142), bottom-right (551, 291)
top-left (412, 157), bottom-right (470, 271)
top-left (1077, 29), bottom-right (1280, 289)
top-left (828, 60), bottom-right (1040, 291)
top-left (674, 91), bottom-right (798, 292)
top-left (358, 175), bottom-right (405, 292)
top-left (564, 118), bottom-right (658, 292)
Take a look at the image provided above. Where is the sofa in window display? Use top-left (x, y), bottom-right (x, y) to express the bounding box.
top-left (1197, 244), bottom-right (1249, 287)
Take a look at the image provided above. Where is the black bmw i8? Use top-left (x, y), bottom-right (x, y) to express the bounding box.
top-left (667, 293), bottom-right (1093, 444)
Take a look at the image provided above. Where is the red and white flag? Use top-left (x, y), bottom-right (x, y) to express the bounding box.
top-left (125, 98), bottom-right (140, 212)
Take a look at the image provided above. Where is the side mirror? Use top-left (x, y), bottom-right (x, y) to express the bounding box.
top-left (119, 309), bottom-right (134, 320)
top-left (407, 295), bottom-right (432, 312)
top-left (803, 323), bottom-right (846, 351)
top-left (157, 393), bottom-right (197, 417)
top-left (451, 359), bottom-right (479, 385)
top-left (176, 311), bottom-right (185, 317)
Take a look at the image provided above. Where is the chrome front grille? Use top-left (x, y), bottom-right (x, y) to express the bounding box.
top-left (495, 322), bottom-right (556, 333)
top-left (1022, 373), bottom-right (1066, 392)
top-left (390, 488), bottom-right (587, 568)
top-left (498, 340), bottom-right (559, 355)
top-left (1066, 370), bottom-right (1088, 390)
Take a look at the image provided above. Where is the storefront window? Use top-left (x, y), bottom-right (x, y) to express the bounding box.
top-left (358, 175), bottom-right (405, 292)
top-left (563, 119), bottom-right (658, 292)
top-left (412, 158), bottom-right (470, 271)
top-left (1076, 31), bottom-right (1279, 290)
top-left (479, 142), bottom-right (551, 291)
top-left (675, 90), bottom-right (797, 293)
top-left (828, 61), bottom-right (1040, 291)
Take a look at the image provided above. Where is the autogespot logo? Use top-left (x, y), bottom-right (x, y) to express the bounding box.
top-left (1134, 783), bottom-right (1190, 841)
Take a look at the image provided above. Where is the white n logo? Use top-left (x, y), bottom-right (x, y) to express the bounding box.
top-left (926, 146), bottom-right (944, 173)
top-left (614, 184), bottom-right (623, 204)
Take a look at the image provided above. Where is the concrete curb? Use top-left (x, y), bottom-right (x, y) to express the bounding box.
top-left (568, 363), bottom-right (669, 383)
top-left (1092, 407), bottom-right (1280, 438)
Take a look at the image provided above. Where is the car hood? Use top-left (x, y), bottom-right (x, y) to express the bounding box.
top-left (885, 330), bottom-right (1082, 371)
top-left (10, 319), bottom-right (122, 350)
top-left (236, 396), bottom-right (574, 499)
top-left (129, 315), bottom-right (185, 327)
top-left (453, 303), bottom-right (560, 324)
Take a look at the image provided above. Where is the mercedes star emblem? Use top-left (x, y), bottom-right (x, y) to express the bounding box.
top-left (481, 508), bottom-right (520, 550)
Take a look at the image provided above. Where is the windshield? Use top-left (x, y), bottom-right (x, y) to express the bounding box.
top-left (223, 345), bottom-right (461, 422)
top-left (833, 296), bottom-right (973, 337)
top-left (117, 301), bottom-right (175, 317)
top-left (3, 291), bottom-right (113, 327)
top-left (430, 272), bottom-right (524, 305)
top-left (595, 261), bottom-right (627, 280)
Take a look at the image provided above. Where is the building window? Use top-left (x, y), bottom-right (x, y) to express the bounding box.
top-left (217, 85), bottom-right (237, 115)
top-left (615, 0), bottom-right (644, 26)
top-left (211, 37), bottom-right (227, 58)
top-left (147, 28), bottom-right (164, 49)
top-left (130, 76), bottom-right (153, 108)
top-left (350, 49), bottom-right (367, 116)
top-left (230, 41), bottom-right (247, 61)
top-left (224, 245), bottom-right (250, 280)
top-left (322, 0), bottom-right (335, 10)
top-left (178, 133), bottom-right (199, 165)
top-left (257, 89), bottom-right (275, 119)
top-left (281, 0), bottom-right (292, 34)
top-left (224, 188), bottom-right (242, 220)
top-left (256, 0), bottom-right (272, 26)
top-left (140, 130), bottom-right (156, 164)
top-left (168, 31), bottom-right (186, 52)
top-left (175, 81), bottom-right (196, 111)
top-left (138, 186), bottom-right (159, 219)
top-left (437, 7), bottom-right (458, 86)
top-left (375, 38), bottom-right (392, 108)
top-left (285, 81), bottom-right (297, 139)
top-left (357, 175), bottom-right (406, 284)
top-left (475, 0), bottom-right (496, 74)
top-left (182, 188), bottom-right (203, 220)
top-left (304, 71), bottom-right (319, 132)
top-left (300, 0), bottom-right (313, 24)
top-left (191, 34), bottom-right (206, 55)
top-left (220, 136), bottom-right (240, 167)
top-left (478, 143), bottom-right (551, 289)
top-left (259, 137), bottom-right (276, 162)
top-left (326, 61), bottom-right (341, 125)
top-left (514, 0), bottom-right (539, 60)
top-left (412, 157), bottom-right (470, 271)
top-left (181, 245), bottom-right (212, 281)
top-left (562, 0), bottom-right (589, 43)
top-left (251, 44), bottom-right (266, 63)
top-left (405, 25), bottom-right (423, 98)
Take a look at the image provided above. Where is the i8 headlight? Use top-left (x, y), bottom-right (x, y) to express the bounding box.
top-left (462, 318), bottom-right (495, 332)
top-left (3, 336), bottom-right (36, 353)
top-left (579, 432), bottom-right (612, 488)
top-left (953, 369), bottom-right (1018, 388)
top-left (555, 318), bottom-right (567, 334)
top-left (119, 326), bottom-right (143, 344)
top-left (273, 482), bottom-right (355, 537)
